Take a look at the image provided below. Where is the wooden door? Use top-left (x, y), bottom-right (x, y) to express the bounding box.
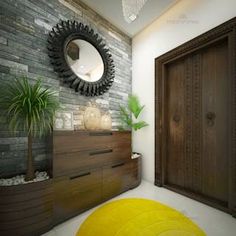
top-left (156, 18), bottom-right (236, 215)
top-left (165, 39), bottom-right (229, 206)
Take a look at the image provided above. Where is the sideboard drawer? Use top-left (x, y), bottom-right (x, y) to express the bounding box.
top-left (53, 145), bottom-right (131, 177)
top-left (68, 170), bottom-right (102, 217)
top-left (102, 161), bottom-right (134, 200)
top-left (53, 131), bottom-right (131, 154)
top-left (53, 169), bottom-right (102, 224)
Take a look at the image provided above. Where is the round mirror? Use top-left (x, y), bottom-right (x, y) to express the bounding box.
top-left (48, 20), bottom-right (115, 96)
top-left (66, 39), bottom-right (104, 82)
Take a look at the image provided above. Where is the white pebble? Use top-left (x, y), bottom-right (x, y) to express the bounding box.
top-left (0, 171), bottom-right (50, 186)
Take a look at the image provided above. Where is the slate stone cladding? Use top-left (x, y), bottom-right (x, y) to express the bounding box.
top-left (0, 0), bottom-right (132, 177)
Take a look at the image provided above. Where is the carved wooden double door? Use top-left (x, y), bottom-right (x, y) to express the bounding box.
top-left (155, 18), bottom-right (236, 215)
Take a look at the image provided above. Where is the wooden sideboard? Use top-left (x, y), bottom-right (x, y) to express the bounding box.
top-left (52, 130), bottom-right (141, 224)
top-left (0, 130), bottom-right (141, 236)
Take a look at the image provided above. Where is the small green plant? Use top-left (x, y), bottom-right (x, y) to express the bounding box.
top-left (119, 95), bottom-right (148, 131)
top-left (0, 77), bottom-right (60, 181)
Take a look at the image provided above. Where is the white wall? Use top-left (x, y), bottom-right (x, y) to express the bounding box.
top-left (132, 0), bottom-right (236, 183)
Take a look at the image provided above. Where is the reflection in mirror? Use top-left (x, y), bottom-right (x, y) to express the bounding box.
top-left (66, 39), bottom-right (104, 82)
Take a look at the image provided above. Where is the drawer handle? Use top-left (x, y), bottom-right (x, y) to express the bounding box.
top-left (90, 149), bottom-right (113, 156)
top-left (89, 132), bottom-right (113, 136)
top-left (112, 163), bottom-right (125, 168)
top-left (70, 172), bottom-right (91, 180)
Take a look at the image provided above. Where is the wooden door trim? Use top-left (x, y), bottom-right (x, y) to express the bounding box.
top-left (228, 30), bottom-right (234, 212)
top-left (163, 184), bottom-right (231, 214)
top-left (155, 17), bottom-right (236, 215)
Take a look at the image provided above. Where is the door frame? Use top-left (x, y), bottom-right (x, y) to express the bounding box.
top-left (155, 17), bottom-right (236, 215)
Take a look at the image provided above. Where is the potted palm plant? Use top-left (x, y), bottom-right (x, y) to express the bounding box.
top-left (0, 77), bottom-right (59, 181)
top-left (119, 94), bottom-right (148, 158)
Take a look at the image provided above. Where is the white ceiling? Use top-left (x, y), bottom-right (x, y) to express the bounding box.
top-left (81, 0), bottom-right (178, 37)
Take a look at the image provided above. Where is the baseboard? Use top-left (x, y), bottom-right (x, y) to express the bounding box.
top-left (154, 179), bottom-right (162, 187)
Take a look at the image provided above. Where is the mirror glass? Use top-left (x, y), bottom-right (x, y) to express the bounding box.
top-left (66, 39), bottom-right (104, 82)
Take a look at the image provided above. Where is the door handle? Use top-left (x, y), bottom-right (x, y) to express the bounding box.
top-left (173, 115), bottom-right (180, 123)
top-left (206, 112), bottom-right (216, 126)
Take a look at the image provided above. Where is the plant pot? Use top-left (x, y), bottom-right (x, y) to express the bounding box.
top-left (0, 179), bottom-right (53, 236)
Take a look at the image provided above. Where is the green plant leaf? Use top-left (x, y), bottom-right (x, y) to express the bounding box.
top-left (118, 95), bottom-right (148, 131)
top-left (0, 76), bottom-right (60, 137)
top-left (128, 95), bottom-right (145, 119)
top-left (132, 121), bottom-right (149, 131)
top-left (119, 105), bottom-right (132, 127)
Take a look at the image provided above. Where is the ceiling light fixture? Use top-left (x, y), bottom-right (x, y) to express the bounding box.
top-left (122, 0), bottom-right (148, 23)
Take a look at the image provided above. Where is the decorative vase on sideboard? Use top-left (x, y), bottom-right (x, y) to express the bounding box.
top-left (83, 102), bottom-right (101, 130)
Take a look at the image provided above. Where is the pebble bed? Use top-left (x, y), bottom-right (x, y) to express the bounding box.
top-left (0, 171), bottom-right (49, 186)
top-left (131, 153), bottom-right (141, 159)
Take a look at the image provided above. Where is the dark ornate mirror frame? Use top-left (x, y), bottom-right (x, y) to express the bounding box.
top-left (47, 20), bottom-right (115, 96)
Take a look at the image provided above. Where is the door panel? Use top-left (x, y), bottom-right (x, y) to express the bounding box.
top-left (201, 39), bottom-right (229, 203)
top-left (166, 59), bottom-right (185, 187)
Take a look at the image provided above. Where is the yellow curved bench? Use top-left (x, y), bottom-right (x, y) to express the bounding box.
top-left (76, 198), bottom-right (206, 236)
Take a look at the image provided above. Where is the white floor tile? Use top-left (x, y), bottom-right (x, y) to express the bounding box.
top-left (42, 180), bottom-right (236, 236)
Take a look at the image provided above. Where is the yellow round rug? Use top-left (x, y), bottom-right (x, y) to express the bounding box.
top-left (76, 198), bottom-right (206, 236)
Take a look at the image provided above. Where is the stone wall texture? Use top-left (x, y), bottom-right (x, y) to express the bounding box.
top-left (0, 0), bottom-right (132, 177)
